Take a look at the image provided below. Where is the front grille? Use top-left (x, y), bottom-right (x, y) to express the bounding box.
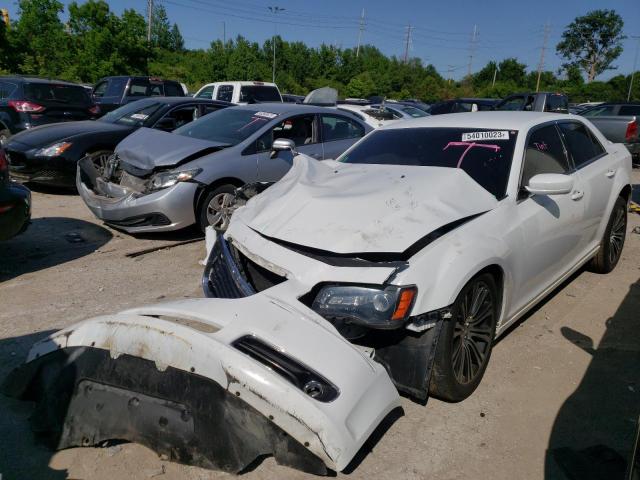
top-left (202, 235), bottom-right (256, 298)
top-left (202, 235), bottom-right (286, 298)
top-left (107, 213), bottom-right (171, 228)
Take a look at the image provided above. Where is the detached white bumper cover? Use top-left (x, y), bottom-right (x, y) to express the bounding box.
top-left (4, 295), bottom-right (400, 475)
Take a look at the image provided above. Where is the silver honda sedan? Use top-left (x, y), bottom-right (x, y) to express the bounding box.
top-left (77, 103), bottom-right (371, 233)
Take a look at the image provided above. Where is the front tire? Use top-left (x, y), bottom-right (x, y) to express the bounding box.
top-left (588, 196), bottom-right (627, 274)
top-left (197, 184), bottom-right (238, 233)
top-left (429, 273), bottom-right (498, 402)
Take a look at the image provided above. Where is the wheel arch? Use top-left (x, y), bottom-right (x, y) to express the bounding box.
top-left (620, 184), bottom-right (632, 203)
top-left (194, 176), bottom-right (245, 217)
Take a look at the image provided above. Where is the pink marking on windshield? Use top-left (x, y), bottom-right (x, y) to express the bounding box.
top-left (443, 141), bottom-right (501, 168)
top-left (237, 116), bottom-right (269, 132)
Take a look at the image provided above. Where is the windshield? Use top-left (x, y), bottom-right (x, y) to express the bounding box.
top-left (239, 86), bottom-right (281, 103)
top-left (339, 127), bottom-right (518, 198)
top-left (174, 108), bottom-right (279, 145)
top-left (400, 106), bottom-right (429, 117)
top-left (99, 100), bottom-right (163, 126)
top-left (24, 83), bottom-right (92, 106)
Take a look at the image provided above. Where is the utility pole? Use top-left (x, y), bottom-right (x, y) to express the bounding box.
top-left (467, 24), bottom-right (477, 77)
top-left (222, 21), bottom-right (226, 47)
top-left (627, 35), bottom-right (640, 101)
top-left (147, 0), bottom-right (153, 44)
top-left (356, 8), bottom-right (365, 58)
top-left (536, 22), bottom-right (550, 92)
top-left (268, 6), bottom-right (285, 83)
top-left (403, 24), bottom-right (412, 64)
top-left (492, 63), bottom-right (499, 87)
top-left (447, 65), bottom-right (455, 84)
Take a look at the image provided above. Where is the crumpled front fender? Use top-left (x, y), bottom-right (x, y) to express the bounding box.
top-left (4, 295), bottom-right (400, 474)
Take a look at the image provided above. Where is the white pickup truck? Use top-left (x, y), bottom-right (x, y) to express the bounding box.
top-left (580, 103), bottom-right (639, 166)
top-left (193, 81), bottom-right (282, 104)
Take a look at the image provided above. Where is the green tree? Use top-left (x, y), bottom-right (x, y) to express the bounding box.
top-left (496, 58), bottom-right (527, 85)
top-left (152, 5), bottom-right (172, 50)
top-left (345, 71), bottom-right (375, 98)
top-left (556, 9), bottom-right (625, 82)
top-left (170, 23), bottom-right (184, 52)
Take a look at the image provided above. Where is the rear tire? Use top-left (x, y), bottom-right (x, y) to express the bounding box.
top-left (429, 273), bottom-right (498, 402)
top-left (588, 196), bottom-right (627, 274)
top-left (197, 184), bottom-right (238, 233)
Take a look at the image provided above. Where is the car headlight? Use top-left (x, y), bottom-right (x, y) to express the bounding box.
top-left (148, 168), bottom-right (202, 191)
top-left (311, 284), bottom-right (417, 328)
top-left (35, 142), bottom-right (72, 157)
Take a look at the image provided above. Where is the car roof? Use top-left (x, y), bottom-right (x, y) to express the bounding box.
top-left (200, 81), bottom-right (279, 87)
top-left (227, 103), bottom-right (343, 115)
top-left (379, 111), bottom-right (573, 131)
top-left (157, 97), bottom-right (233, 106)
top-left (0, 76), bottom-right (84, 86)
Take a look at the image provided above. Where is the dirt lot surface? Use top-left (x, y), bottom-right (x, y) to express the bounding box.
top-left (1, 174), bottom-right (639, 480)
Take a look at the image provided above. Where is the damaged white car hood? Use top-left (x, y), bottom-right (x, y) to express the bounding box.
top-left (235, 156), bottom-right (498, 254)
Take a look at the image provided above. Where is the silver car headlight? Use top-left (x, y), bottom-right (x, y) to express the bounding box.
top-left (311, 284), bottom-right (417, 328)
top-left (35, 141), bottom-right (73, 157)
top-left (149, 168), bottom-right (202, 191)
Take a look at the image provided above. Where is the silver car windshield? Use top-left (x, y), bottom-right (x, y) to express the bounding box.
top-left (174, 108), bottom-right (280, 146)
top-left (100, 100), bottom-right (163, 126)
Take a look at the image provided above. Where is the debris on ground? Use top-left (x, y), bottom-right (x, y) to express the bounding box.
top-left (64, 232), bottom-right (86, 243)
top-left (107, 445), bottom-right (122, 457)
top-left (145, 465), bottom-right (166, 477)
top-left (632, 226), bottom-right (640, 235)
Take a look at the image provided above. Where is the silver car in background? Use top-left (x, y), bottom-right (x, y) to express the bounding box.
top-left (77, 104), bottom-right (371, 233)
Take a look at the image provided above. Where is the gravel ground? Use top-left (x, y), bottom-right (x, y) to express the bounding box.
top-left (0, 174), bottom-right (639, 480)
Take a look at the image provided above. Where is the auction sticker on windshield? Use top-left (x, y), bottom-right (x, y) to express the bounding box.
top-left (462, 131), bottom-right (509, 141)
top-left (254, 111), bottom-right (278, 119)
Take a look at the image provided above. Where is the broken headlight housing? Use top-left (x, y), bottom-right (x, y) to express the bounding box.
top-left (311, 284), bottom-right (417, 329)
top-left (148, 168), bottom-right (202, 191)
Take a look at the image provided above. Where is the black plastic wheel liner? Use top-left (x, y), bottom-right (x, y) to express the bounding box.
top-left (2, 347), bottom-right (329, 475)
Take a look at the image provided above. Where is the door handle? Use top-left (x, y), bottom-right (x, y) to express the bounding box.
top-left (571, 190), bottom-right (584, 201)
top-left (605, 169), bottom-right (616, 178)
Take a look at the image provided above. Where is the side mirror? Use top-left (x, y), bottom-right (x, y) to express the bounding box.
top-left (525, 173), bottom-right (574, 196)
top-left (271, 138), bottom-right (297, 158)
top-left (155, 117), bottom-right (176, 131)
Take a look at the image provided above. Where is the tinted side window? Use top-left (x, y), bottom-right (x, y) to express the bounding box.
top-left (264, 115), bottom-right (317, 149)
top-left (521, 125), bottom-right (571, 187)
top-left (544, 95), bottom-right (568, 113)
top-left (0, 81), bottom-right (18, 99)
top-left (619, 105), bottom-right (640, 116)
top-left (105, 78), bottom-right (128, 97)
top-left (498, 96), bottom-right (526, 111)
top-left (582, 105), bottom-right (616, 117)
top-left (558, 122), bottom-right (605, 168)
top-left (129, 80), bottom-right (151, 96)
top-left (321, 115), bottom-right (365, 141)
top-left (196, 86), bottom-right (214, 99)
top-left (164, 83), bottom-right (181, 96)
top-left (216, 85), bottom-right (234, 102)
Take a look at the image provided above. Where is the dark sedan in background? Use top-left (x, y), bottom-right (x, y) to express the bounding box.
top-left (0, 147), bottom-right (30, 241)
top-left (5, 97), bottom-right (232, 188)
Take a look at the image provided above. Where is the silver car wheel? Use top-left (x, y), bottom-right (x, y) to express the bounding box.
top-left (206, 192), bottom-right (235, 230)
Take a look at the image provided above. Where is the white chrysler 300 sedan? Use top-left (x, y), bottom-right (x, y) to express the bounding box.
top-left (6, 112), bottom-right (632, 476)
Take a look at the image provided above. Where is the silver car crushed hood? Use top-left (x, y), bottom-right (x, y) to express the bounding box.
top-left (116, 128), bottom-right (230, 175)
top-left (235, 155), bottom-right (499, 254)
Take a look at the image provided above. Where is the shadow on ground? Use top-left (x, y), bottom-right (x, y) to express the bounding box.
top-left (0, 217), bottom-right (112, 282)
top-left (0, 330), bottom-right (69, 480)
top-left (545, 278), bottom-right (640, 479)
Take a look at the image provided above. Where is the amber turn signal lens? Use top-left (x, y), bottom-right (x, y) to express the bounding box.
top-left (391, 287), bottom-right (417, 320)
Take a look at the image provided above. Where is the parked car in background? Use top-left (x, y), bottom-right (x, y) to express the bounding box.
top-left (194, 81), bottom-right (283, 104)
top-left (282, 93), bottom-right (305, 103)
top-left (77, 103), bottom-right (371, 233)
top-left (337, 103), bottom-right (402, 128)
top-left (0, 147), bottom-right (30, 241)
top-left (494, 92), bottom-right (569, 113)
top-left (0, 76), bottom-right (99, 146)
top-left (91, 76), bottom-right (186, 115)
top-left (5, 97), bottom-right (231, 188)
top-left (399, 99), bottom-right (431, 112)
top-left (580, 102), bottom-right (640, 166)
top-left (371, 103), bottom-right (430, 119)
top-left (428, 98), bottom-right (499, 114)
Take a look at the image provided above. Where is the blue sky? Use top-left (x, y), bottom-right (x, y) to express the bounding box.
top-left (6, 0), bottom-right (640, 80)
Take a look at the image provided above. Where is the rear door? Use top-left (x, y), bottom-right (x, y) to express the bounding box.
top-left (93, 78), bottom-right (128, 113)
top-left (319, 113), bottom-right (367, 159)
top-left (557, 120), bottom-right (617, 249)
top-left (22, 82), bottom-right (94, 125)
top-left (256, 114), bottom-right (322, 181)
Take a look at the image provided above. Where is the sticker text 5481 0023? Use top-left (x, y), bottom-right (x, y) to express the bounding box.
top-left (462, 131), bottom-right (509, 142)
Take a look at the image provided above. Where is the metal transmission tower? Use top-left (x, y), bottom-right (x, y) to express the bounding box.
top-left (403, 24), bottom-right (413, 64)
top-left (467, 24), bottom-right (478, 77)
top-left (268, 6), bottom-right (285, 83)
top-left (536, 22), bottom-right (550, 92)
top-left (147, 0), bottom-right (153, 44)
top-left (628, 35), bottom-right (640, 101)
top-left (356, 8), bottom-right (365, 58)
